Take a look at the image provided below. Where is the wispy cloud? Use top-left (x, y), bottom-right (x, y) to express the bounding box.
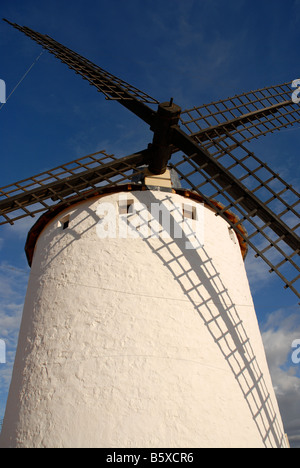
top-left (245, 249), bottom-right (274, 293)
top-left (261, 306), bottom-right (300, 448)
top-left (291, 0), bottom-right (300, 28)
top-left (0, 263), bottom-right (28, 417)
top-left (3, 217), bottom-right (36, 239)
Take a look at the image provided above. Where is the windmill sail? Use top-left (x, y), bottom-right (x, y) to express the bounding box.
top-left (180, 81), bottom-right (300, 146)
top-left (3, 19), bottom-right (158, 126)
top-left (177, 85), bottom-right (300, 298)
top-left (0, 150), bottom-right (147, 225)
top-left (171, 130), bottom-right (300, 299)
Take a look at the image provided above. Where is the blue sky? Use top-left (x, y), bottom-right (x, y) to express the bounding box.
top-left (0, 0), bottom-right (300, 447)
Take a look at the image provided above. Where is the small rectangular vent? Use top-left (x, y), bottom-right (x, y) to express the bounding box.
top-left (119, 200), bottom-right (134, 215)
top-left (183, 204), bottom-right (197, 220)
top-left (60, 215), bottom-right (70, 230)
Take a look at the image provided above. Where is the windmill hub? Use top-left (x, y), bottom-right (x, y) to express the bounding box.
top-left (148, 101), bottom-right (181, 175)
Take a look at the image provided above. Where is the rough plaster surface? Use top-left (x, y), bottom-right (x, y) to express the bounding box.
top-left (0, 190), bottom-right (287, 448)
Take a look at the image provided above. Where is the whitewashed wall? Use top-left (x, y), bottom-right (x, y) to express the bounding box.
top-left (0, 190), bottom-right (287, 448)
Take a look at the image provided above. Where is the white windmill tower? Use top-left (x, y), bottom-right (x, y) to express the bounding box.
top-left (1, 20), bottom-right (299, 448)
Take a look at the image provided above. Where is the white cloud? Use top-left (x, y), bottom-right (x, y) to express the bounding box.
top-left (0, 263), bottom-right (29, 417)
top-left (3, 217), bottom-right (36, 239)
top-left (245, 249), bottom-right (273, 293)
top-left (261, 307), bottom-right (300, 448)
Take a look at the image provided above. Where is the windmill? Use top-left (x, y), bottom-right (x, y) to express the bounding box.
top-left (0, 19), bottom-right (299, 448)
